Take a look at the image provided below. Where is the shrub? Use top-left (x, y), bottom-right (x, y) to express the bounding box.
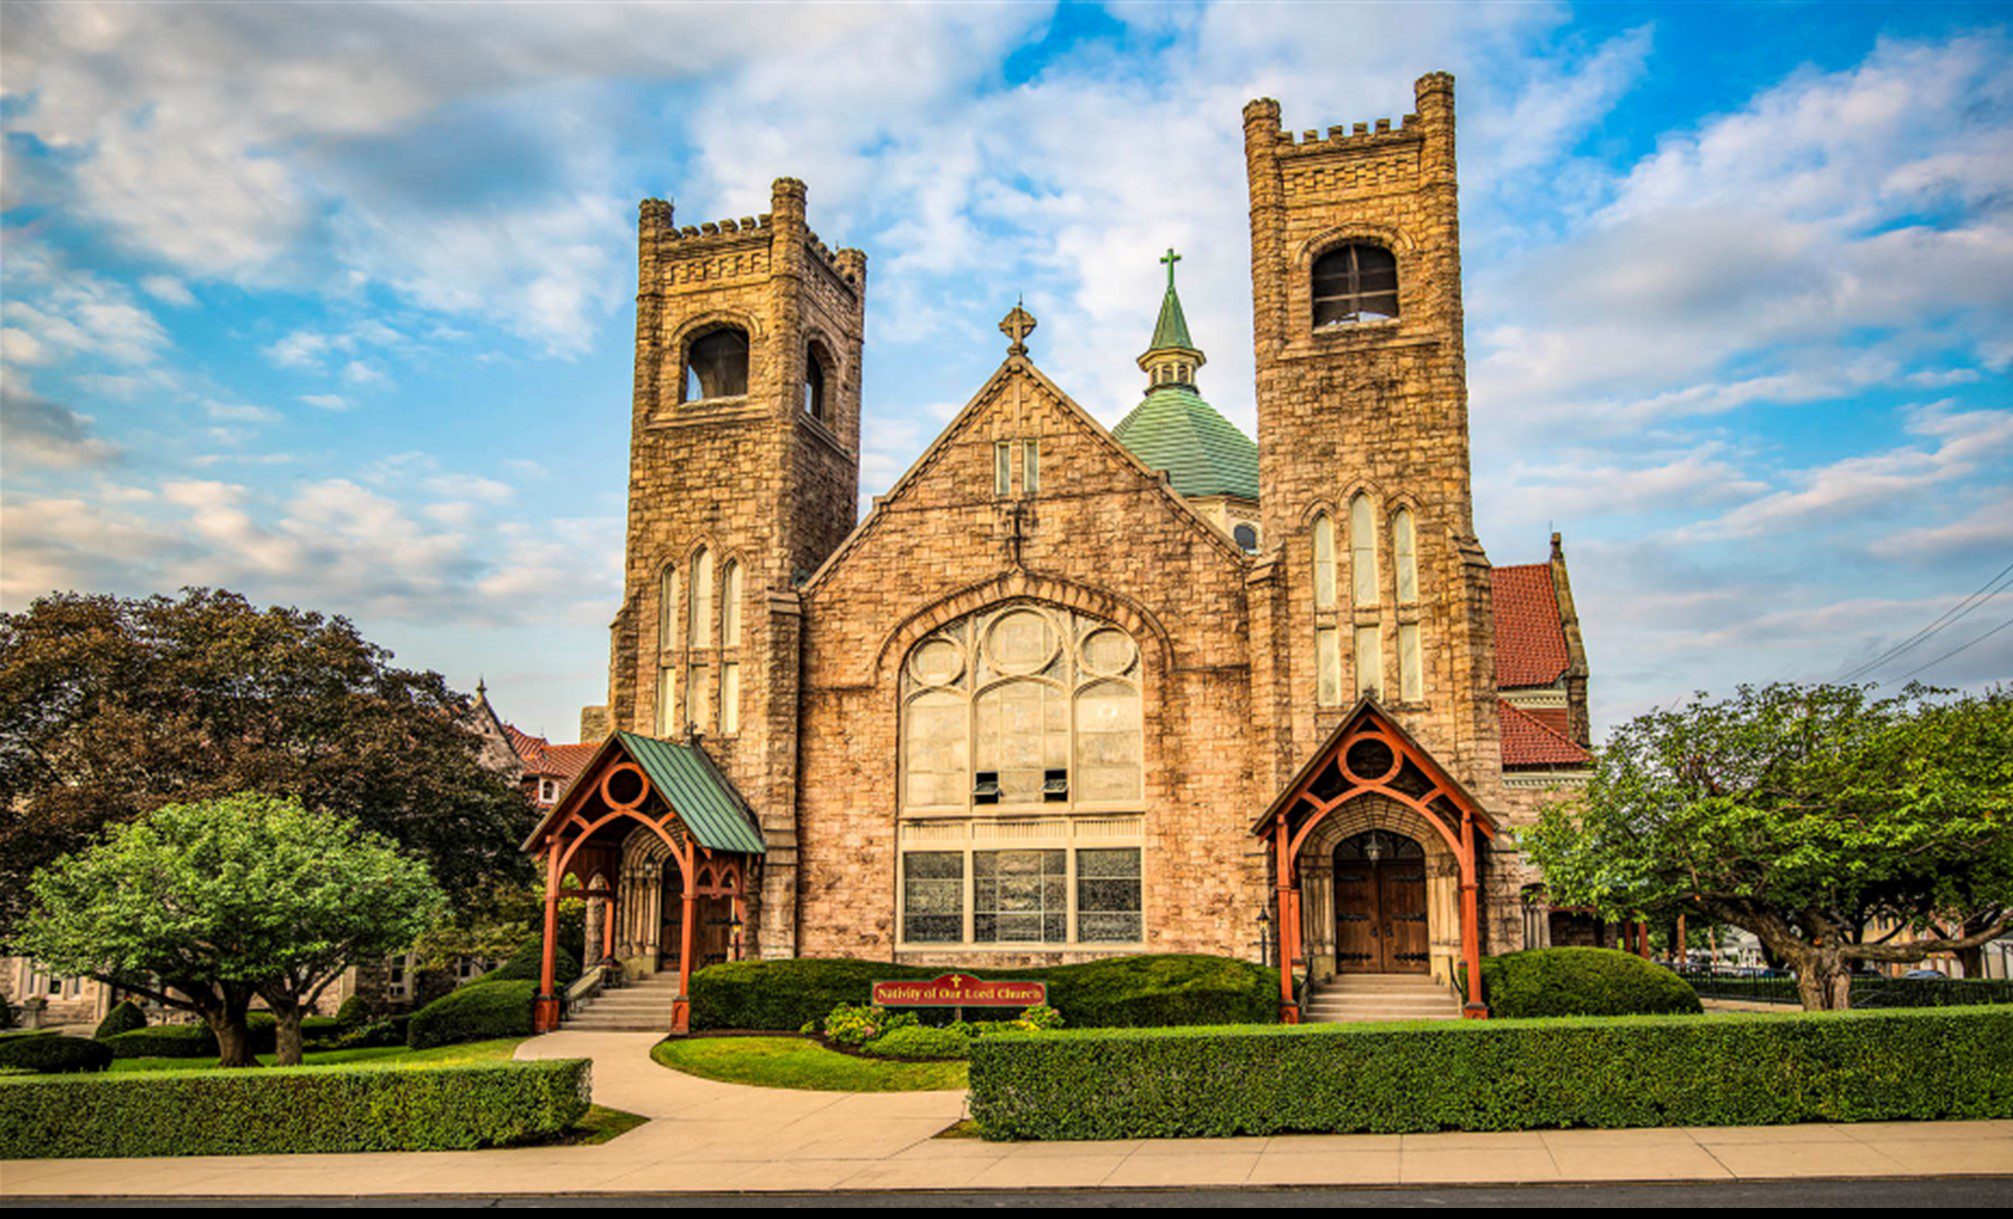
top-left (481, 906), bottom-right (589, 988)
top-left (1475, 948), bottom-right (1702, 1018)
top-left (0, 1033), bottom-right (113, 1075)
top-left (0, 1058), bottom-right (591, 1158)
top-left (0, 997), bottom-right (14, 1030)
top-left (335, 995), bottom-right (370, 1027)
top-left (860, 1025), bottom-right (972, 1061)
top-left (692, 954), bottom-right (1277, 1032)
top-left (820, 1003), bottom-right (916, 1047)
top-left (406, 979), bottom-right (537, 1049)
top-left (93, 1000), bottom-right (147, 1040)
top-left (968, 1005), bottom-right (2013, 1140)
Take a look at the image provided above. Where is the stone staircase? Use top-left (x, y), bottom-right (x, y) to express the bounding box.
top-left (1302, 973), bottom-right (1463, 1023)
top-left (562, 969), bottom-right (684, 1032)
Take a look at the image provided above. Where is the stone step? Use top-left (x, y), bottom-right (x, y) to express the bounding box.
top-left (1321, 975), bottom-right (1447, 989)
top-left (1305, 1010), bottom-right (1459, 1023)
top-left (1312, 997), bottom-right (1457, 1009)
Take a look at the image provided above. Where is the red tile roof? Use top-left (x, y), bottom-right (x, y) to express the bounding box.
top-left (1492, 563), bottom-right (1572, 688)
top-left (506, 725), bottom-right (599, 782)
top-left (1499, 700), bottom-right (1591, 768)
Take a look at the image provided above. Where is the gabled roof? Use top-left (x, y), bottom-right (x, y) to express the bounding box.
top-left (520, 731), bottom-right (765, 856)
top-left (1112, 387), bottom-right (1260, 501)
top-left (803, 353), bottom-right (1249, 594)
top-left (1492, 563), bottom-right (1572, 688)
top-left (1498, 700), bottom-right (1592, 768)
top-left (1253, 695), bottom-right (1496, 838)
top-left (505, 725), bottom-right (599, 782)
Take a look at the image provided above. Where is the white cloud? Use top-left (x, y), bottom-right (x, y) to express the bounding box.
top-left (299, 393), bottom-right (351, 411)
top-left (1693, 403), bottom-right (2013, 539)
top-left (0, 384), bottom-right (124, 469)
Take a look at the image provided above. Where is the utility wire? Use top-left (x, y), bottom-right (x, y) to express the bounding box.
top-left (1884, 613), bottom-right (2013, 685)
top-left (1839, 558), bottom-right (2013, 682)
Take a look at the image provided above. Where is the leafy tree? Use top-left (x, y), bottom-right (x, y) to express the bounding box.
top-left (0, 588), bottom-right (535, 932)
top-left (1526, 683), bottom-right (2013, 1010)
top-left (11, 793), bottom-right (446, 1066)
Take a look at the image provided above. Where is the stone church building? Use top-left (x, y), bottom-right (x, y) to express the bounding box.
top-left (520, 73), bottom-right (1593, 1026)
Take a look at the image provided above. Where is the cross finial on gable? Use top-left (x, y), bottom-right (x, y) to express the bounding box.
top-left (999, 297), bottom-right (1037, 357)
top-left (1160, 247), bottom-right (1181, 287)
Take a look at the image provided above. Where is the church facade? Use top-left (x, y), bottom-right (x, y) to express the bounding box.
top-left (520, 73), bottom-right (1593, 1025)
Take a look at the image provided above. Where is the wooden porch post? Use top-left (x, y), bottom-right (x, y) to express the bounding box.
top-left (1274, 820), bottom-right (1298, 1022)
top-left (533, 844), bottom-right (562, 1032)
top-left (600, 889), bottom-right (618, 966)
top-left (1460, 808), bottom-right (1488, 1018)
top-left (670, 844), bottom-right (697, 1034)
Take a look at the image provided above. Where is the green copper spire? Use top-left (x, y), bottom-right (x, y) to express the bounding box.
top-left (1116, 248), bottom-right (1256, 502)
top-left (1148, 247), bottom-right (1195, 352)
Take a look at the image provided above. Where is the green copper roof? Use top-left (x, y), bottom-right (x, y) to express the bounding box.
top-left (1113, 386), bottom-right (1260, 501)
top-left (1147, 248), bottom-right (1196, 352)
top-left (616, 731), bottom-right (766, 854)
top-left (1149, 281), bottom-right (1194, 352)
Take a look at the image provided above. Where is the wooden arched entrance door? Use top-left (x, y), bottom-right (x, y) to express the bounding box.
top-left (658, 866), bottom-right (737, 973)
top-left (1332, 829), bottom-right (1429, 974)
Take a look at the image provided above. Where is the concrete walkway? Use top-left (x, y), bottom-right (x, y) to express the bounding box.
top-left (3, 1031), bottom-right (2009, 1198)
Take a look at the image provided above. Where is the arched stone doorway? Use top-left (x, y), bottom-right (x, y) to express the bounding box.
top-left (1332, 829), bottom-right (1429, 975)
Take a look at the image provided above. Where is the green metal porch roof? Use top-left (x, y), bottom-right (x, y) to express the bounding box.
top-left (1112, 386), bottom-right (1260, 501)
top-left (616, 731), bottom-right (766, 854)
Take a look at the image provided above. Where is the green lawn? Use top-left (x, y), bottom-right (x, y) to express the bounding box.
top-left (652, 1035), bottom-right (968, 1092)
top-left (107, 1037), bottom-right (527, 1074)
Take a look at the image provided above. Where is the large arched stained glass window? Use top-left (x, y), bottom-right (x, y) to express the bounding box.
top-left (900, 603), bottom-right (1141, 813)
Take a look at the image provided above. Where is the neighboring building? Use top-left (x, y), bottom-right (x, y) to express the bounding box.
top-left (521, 72), bottom-right (1602, 1024)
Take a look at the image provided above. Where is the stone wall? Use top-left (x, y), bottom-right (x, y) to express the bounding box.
top-left (1244, 72), bottom-right (1513, 848)
top-left (609, 180), bottom-right (864, 959)
top-left (795, 358), bottom-right (1269, 963)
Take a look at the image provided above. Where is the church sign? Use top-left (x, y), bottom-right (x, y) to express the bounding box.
top-left (871, 974), bottom-right (1046, 1009)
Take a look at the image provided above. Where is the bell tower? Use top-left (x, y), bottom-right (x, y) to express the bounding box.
top-left (1243, 73), bottom-right (1502, 790)
top-left (609, 178), bottom-right (866, 956)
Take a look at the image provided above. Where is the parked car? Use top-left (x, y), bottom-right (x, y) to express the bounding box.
top-left (1902, 968), bottom-right (1949, 980)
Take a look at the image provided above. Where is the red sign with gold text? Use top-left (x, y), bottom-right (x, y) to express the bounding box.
top-left (870, 974), bottom-right (1046, 1008)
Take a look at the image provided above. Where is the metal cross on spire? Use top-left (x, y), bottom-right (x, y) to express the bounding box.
top-left (999, 296), bottom-right (1037, 356)
top-left (1160, 246), bottom-right (1181, 288)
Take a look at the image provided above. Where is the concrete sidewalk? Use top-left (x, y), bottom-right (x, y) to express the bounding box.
top-left (3, 1031), bottom-right (2009, 1198)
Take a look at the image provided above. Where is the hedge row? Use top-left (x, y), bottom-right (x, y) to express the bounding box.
top-left (0, 1057), bottom-right (591, 1158)
top-left (1476, 948), bottom-right (1702, 1018)
top-left (0, 1033), bottom-right (113, 1075)
top-left (407, 979), bottom-right (538, 1049)
top-left (967, 1005), bottom-right (2013, 1140)
top-left (691, 954), bottom-right (1276, 1032)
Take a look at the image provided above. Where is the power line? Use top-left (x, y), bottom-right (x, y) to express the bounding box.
top-left (1885, 613), bottom-right (2013, 685)
top-left (1839, 558), bottom-right (2013, 682)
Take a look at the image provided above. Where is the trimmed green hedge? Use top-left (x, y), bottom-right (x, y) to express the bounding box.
top-left (692, 954), bottom-right (1276, 1032)
top-left (0, 1057), bottom-right (590, 1158)
top-left (93, 1000), bottom-right (147, 1041)
top-left (407, 979), bottom-right (537, 1049)
top-left (968, 1005), bottom-right (2013, 1140)
top-left (1477, 948), bottom-right (1702, 1018)
top-left (0, 1034), bottom-right (113, 1075)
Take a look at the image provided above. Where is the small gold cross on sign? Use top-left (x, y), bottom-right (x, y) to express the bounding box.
top-left (999, 300), bottom-right (1037, 356)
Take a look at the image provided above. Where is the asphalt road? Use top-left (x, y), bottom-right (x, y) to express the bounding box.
top-left (40, 1178), bottom-right (2013, 1207)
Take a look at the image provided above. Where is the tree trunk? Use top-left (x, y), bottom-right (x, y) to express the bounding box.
top-left (1790, 949), bottom-right (1853, 1011)
top-left (205, 984), bottom-right (260, 1068)
top-left (272, 1006), bottom-right (306, 1066)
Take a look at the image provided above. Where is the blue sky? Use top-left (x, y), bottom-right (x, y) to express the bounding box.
top-left (4, 1), bottom-right (2010, 740)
